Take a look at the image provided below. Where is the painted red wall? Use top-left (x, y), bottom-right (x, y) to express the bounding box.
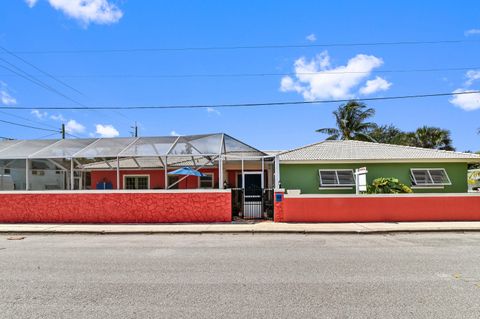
top-left (274, 194), bottom-right (480, 223)
top-left (0, 191), bottom-right (231, 223)
top-left (91, 168), bottom-right (218, 189)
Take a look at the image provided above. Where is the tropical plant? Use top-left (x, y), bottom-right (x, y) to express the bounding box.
top-left (368, 124), bottom-right (413, 145)
top-left (409, 126), bottom-right (455, 151)
top-left (367, 177), bottom-right (413, 194)
top-left (316, 100), bottom-right (377, 141)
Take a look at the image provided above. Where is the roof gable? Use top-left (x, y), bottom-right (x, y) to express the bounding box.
top-left (279, 140), bottom-right (480, 162)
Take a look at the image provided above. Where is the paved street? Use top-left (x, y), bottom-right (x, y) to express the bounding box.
top-left (1, 233), bottom-right (480, 318)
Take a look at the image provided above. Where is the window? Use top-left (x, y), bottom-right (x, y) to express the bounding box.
top-left (124, 175), bottom-right (149, 190)
top-left (410, 168), bottom-right (451, 186)
top-left (199, 173), bottom-right (214, 188)
top-left (3, 168), bottom-right (10, 175)
top-left (168, 175), bottom-right (179, 189)
top-left (319, 169), bottom-right (355, 187)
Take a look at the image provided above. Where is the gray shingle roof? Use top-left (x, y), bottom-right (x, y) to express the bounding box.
top-left (279, 140), bottom-right (480, 162)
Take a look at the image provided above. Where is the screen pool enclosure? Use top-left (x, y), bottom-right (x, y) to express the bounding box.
top-left (0, 133), bottom-right (274, 193)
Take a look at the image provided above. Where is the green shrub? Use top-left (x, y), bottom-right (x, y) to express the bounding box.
top-left (367, 177), bottom-right (413, 194)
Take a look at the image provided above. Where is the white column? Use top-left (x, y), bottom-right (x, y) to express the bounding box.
top-left (116, 157), bottom-right (120, 190)
top-left (241, 158), bottom-right (245, 189)
top-left (218, 156), bottom-right (224, 189)
top-left (164, 156), bottom-right (168, 189)
top-left (70, 159), bottom-right (74, 190)
top-left (274, 155), bottom-right (280, 189)
top-left (261, 157), bottom-right (265, 189)
top-left (25, 159), bottom-right (30, 190)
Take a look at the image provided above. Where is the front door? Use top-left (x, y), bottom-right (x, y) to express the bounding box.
top-left (239, 173), bottom-right (263, 219)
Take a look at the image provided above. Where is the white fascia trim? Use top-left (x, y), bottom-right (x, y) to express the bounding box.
top-left (280, 159), bottom-right (479, 164)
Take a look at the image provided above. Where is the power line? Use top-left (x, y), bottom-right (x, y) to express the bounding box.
top-left (0, 118), bottom-right (60, 132)
top-left (0, 51), bottom-right (131, 128)
top-left (0, 110), bottom-right (59, 130)
top-left (0, 66), bottom-right (478, 79)
top-left (4, 39), bottom-right (479, 54)
top-left (1, 90), bottom-right (478, 110)
top-left (0, 46), bottom-right (84, 96)
top-left (0, 59), bottom-right (85, 107)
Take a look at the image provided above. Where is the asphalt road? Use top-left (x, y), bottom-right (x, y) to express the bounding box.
top-left (1, 233), bottom-right (480, 319)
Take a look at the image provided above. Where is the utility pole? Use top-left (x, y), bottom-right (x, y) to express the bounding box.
top-left (61, 124), bottom-right (65, 139)
top-left (131, 122), bottom-right (138, 137)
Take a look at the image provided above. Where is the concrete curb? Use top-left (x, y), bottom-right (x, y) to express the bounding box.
top-left (2, 222), bottom-right (480, 235)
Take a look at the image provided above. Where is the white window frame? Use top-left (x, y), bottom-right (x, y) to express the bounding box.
top-left (318, 169), bottom-right (355, 187)
top-left (198, 172), bottom-right (214, 189)
top-left (410, 168), bottom-right (451, 186)
top-left (123, 174), bottom-right (150, 190)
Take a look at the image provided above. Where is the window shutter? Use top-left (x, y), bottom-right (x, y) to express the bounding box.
top-left (320, 171), bottom-right (338, 185)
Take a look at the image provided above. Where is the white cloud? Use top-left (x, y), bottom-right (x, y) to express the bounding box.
top-left (465, 29), bottom-right (480, 36)
top-left (50, 114), bottom-right (66, 122)
top-left (206, 107), bottom-right (220, 115)
top-left (465, 70), bottom-right (480, 86)
top-left (65, 119), bottom-right (86, 134)
top-left (0, 82), bottom-right (17, 105)
top-left (449, 89), bottom-right (480, 111)
top-left (306, 33), bottom-right (317, 42)
top-left (27, 0), bottom-right (123, 26)
top-left (280, 51), bottom-right (387, 100)
top-left (31, 109), bottom-right (48, 119)
top-left (359, 76), bottom-right (392, 95)
top-left (95, 124), bottom-right (119, 137)
top-left (25, 0), bottom-right (38, 8)
top-left (170, 130), bottom-right (180, 136)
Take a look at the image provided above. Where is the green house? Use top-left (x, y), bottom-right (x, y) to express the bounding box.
top-left (278, 140), bottom-right (480, 194)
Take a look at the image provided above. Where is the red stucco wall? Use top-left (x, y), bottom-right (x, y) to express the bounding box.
top-left (0, 191), bottom-right (231, 223)
top-left (275, 194), bottom-right (480, 223)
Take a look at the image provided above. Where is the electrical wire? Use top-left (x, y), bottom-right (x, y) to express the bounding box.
top-left (0, 118), bottom-right (60, 132)
top-left (0, 110), bottom-right (59, 130)
top-left (0, 46), bottom-right (84, 96)
top-left (4, 39), bottom-right (479, 54)
top-left (1, 90), bottom-right (478, 110)
top-left (1, 66), bottom-right (477, 79)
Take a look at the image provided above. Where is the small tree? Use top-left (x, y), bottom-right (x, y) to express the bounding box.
top-left (367, 177), bottom-right (413, 194)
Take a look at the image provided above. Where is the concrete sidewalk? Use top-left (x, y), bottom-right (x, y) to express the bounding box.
top-left (1, 221), bottom-right (480, 234)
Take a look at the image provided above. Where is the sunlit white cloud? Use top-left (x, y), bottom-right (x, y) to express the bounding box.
top-left (206, 107), bottom-right (220, 116)
top-left (359, 76), bottom-right (392, 95)
top-left (170, 130), bottom-right (181, 136)
top-left (450, 89), bottom-right (480, 111)
top-left (465, 29), bottom-right (480, 36)
top-left (25, 0), bottom-right (38, 8)
top-left (26, 0), bottom-right (123, 26)
top-left (306, 33), bottom-right (317, 42)
top-left (95, 124), bottom-right (119, 137)
top-left (0, 82), bottom-right (17, 105)
top-left (31, 109), bottom-right (48, 119)
top-left (65, 119), bottom-right (86, 134)
top-left (280, 51), bottom-right (388, 100)
top-left (50, 114), bottom-right (66, 122)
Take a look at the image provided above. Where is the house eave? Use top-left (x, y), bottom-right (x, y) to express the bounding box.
top-left (279, 158), bottom-right (480, 164)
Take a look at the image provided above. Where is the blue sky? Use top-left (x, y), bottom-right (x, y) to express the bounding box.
top-left (0, 1), bottom-right (480, 151)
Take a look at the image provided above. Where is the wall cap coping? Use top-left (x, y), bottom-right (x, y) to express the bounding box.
top-left (284, 193), bottom-right (480, 199)
top-left (0, 189), bottom-right (231, 195)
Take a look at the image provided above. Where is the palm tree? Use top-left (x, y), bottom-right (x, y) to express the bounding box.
top-left (369, 124), bottom-right (411, 145)
top-left (316, 100), bottom-right (377, 141)
top-left (411, 126), bottom-right (455, 151)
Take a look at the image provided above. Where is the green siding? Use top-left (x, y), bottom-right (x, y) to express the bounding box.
top-left (280, 162), bottom-right (468, 194)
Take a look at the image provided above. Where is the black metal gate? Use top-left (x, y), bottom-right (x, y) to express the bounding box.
top-left (231, 188), bottom-right (274, 220)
